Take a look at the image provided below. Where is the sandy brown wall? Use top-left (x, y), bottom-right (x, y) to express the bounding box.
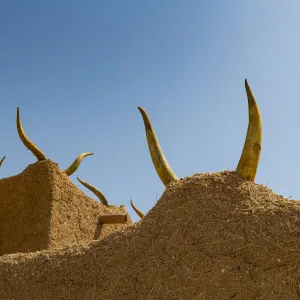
top-left (0, 161), bottom-right (53, 255)
top-left (2, 172), bottom-right (300, 299)
top-left (47, 161), bottom-right (132, 249)
top-left (0, 160), bottom-right (133, 256)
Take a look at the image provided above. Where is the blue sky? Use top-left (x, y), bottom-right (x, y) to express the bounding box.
top-left (0, 1), bottom-right (300, 222)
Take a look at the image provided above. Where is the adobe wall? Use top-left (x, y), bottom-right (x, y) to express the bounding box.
top-left (0, 160), bottom-right (132, 256)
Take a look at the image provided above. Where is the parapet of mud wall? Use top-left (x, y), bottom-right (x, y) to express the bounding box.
top-left (0, 160), bottom-right (133, 256)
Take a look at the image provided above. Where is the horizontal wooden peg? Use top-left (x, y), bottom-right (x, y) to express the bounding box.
top-left (98, 214), bottom-right (128, 224)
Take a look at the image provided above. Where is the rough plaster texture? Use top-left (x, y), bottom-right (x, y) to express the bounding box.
top-left (2, 172), bottom-right (300, 299)
top-left (0, 160), bottom-right (132, 256)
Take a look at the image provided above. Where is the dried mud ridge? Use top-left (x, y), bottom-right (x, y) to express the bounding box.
top-left (1, 171), bottom-right (300, 299)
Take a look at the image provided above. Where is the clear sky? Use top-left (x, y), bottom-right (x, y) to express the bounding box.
top-left (1, 1), bottom-right (300, 223)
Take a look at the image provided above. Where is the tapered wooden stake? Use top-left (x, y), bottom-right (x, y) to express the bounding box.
top-left (98, 214), bottom-right (128, 224)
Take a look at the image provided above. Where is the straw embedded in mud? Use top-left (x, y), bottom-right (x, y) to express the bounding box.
top-left (0, 80), bottom-right (288, 300)
top-left (1, 171), bottom-right (300, 299)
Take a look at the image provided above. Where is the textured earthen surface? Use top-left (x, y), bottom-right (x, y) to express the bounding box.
top-left (0, 160), bottom-right (132, 256)
top-left (1, 171), bottom-right (300, 299)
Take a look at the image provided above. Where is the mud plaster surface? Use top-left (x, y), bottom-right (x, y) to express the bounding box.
top-left (0, 160), bottom-right (132, 256)
top-left (2, 171), bottom-right (300, 299)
